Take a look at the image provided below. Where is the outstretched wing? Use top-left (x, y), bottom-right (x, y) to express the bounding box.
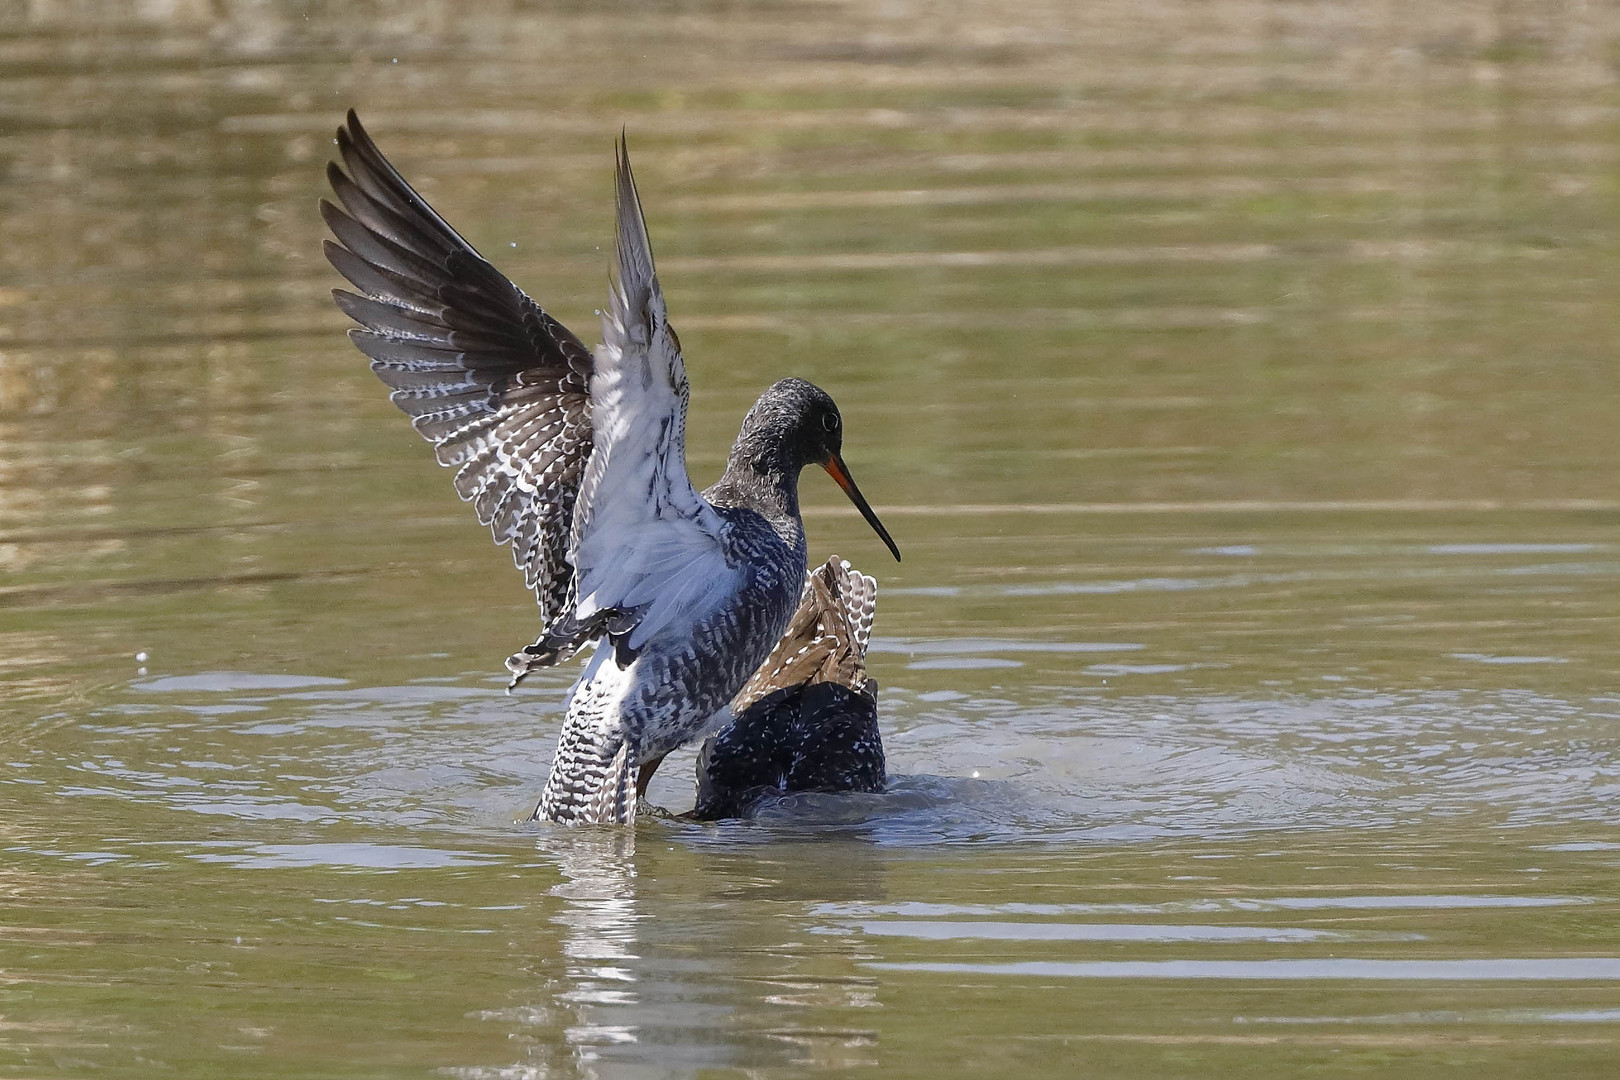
top-left (320, 110), bottom-right (594, 626)
top-left (564, 138), bottom-right (741, 655)
top-left (731, 557), bottom-right (877, 712)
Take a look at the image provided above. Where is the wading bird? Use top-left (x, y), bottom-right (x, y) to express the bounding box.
top-left (320, 112), bottom-right (899, 823)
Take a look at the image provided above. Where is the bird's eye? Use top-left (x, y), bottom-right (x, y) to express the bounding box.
top-left (821, 412), bottom-right (840, 433)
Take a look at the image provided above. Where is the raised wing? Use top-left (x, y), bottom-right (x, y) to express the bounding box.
top-left (321, 110), bottom-right (594, 626)
top-left (731, 557), bottom-right (876, 712)
top-left (566, 138), bottom-right (740, 654)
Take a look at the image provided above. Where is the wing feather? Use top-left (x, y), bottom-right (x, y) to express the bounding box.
top-left (322, 110), bottom-right (594, 625)
top-left (564, 137), bottom-right (740, 655)
top-left (731, 557), bottom-right (876, 712)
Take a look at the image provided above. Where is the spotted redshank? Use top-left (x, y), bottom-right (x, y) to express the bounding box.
top-left (320, 111), bottom-right (900, 824)
top-left (693, 555), bottom-right (885, 820)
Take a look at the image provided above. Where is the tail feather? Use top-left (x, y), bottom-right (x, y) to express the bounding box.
top-left (830, 558), bottom-right (878, 655)
top-left (730, 556), bottom-right (877, 713)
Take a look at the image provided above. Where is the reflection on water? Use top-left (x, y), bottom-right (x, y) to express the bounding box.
top-left (5, 0), bottom-right (1620, 1076)
top-left (544, 832), bottom-right (644, 1074)
top-left (870, 958), bottom-right (1620, 980)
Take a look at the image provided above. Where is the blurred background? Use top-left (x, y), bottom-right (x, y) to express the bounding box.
top-left (5, 0), bottom-right (1620, 685)
top-left (3, 2), bottom-right (1620, 1077)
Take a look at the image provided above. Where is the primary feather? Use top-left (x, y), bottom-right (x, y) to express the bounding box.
top-left (320, 111), bottom-right (593, 628)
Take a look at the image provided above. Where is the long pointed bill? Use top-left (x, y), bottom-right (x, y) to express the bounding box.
top-left (824, 454), bottom-right (901, 562)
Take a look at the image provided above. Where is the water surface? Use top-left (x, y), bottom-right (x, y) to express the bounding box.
top-left (4, 1), bottom-right (1620, 1077)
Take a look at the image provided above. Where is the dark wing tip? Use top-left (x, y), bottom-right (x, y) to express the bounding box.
top-left (316, 196), bottom-right (345, 232)
top-left (340, 108), bottom-right (371, 151)
top-left (321, 107), bottom-right (597, 630)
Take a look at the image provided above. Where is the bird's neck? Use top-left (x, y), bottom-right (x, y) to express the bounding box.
top-left (707, 443), bottom-right (805, 541)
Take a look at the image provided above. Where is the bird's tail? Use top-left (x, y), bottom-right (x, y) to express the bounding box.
top-left (730, 556), bottom-right (877, 713)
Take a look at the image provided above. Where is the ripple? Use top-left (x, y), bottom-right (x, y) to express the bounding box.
top-left (133, 672), bottom-right (350, 693)
top-left (1451, 653), bottom-right (1570, 665)
top-left (1244, 1007), bottom-right (1620, 1025)
top-left (826, 920), bottom-right (1419, 943)
top-left (186, 842), bottom-right (507, 871)
top-left (815, 894), bottom-right (1596, 917)
top-left (873, 638), bottom-right (1144, 655)
top-left (65, 674), bottom-right (1620, 846)
top-left (1427, 543), bottom-right (1602, 555)
top-left (906, 657), bottom-right (1024, 670)
top-left (1084, 663), bottom-right (1191, 676)
top-left (867, 958), bottom-right (1620, 980)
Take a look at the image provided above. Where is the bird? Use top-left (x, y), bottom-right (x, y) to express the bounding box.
top-left (692, 555), bottom-right (886, 820)
top-left (319, 110), bottom-right (900, 824)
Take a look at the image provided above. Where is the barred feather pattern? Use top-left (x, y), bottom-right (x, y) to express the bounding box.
top-left (321, 110), bottom-right (595, 627)
top-left (538, 506), bottom-right (806, 824)
top-left (732, 557), bottom-right (877, 713)
top-left (693, 556), bottom-right (886, 820)
top-left (536, 649), bottom-right (640, 824)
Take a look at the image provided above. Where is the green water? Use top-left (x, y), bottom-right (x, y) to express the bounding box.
top-left (4, 1), bottom-right (1620, 1076)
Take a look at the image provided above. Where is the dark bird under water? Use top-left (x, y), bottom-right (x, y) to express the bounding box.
top-left (319, 111), bottom-right (900, 824)
top-left (692, 556), bottom-right (886, 820)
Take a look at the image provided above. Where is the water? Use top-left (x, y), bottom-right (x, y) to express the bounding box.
top-left (4, 1), bottom-right (1620, 1076)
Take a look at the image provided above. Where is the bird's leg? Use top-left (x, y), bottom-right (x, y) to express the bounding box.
top-left (636, 753), bottom-right (669, 798)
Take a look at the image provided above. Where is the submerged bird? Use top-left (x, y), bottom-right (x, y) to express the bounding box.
top-left (692, 556), bottom-right (885, 820)
top-left (320, 111), bottom-right (900, 824)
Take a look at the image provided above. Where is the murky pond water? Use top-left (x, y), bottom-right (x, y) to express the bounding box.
top-left (5, 1), bottom-right (1620, 1076)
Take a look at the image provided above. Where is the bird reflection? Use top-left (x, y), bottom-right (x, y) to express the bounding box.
top-left (539, 830), bottom-right (644, 1071)
top-left (465, 829), bottom-right (893, 1077)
